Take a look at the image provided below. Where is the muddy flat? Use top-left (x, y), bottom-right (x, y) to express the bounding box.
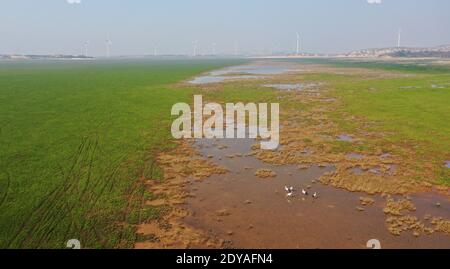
top-left (184, 136), bottom-right (450, 249)
top-left (139, 60), bottom-right (450, 249)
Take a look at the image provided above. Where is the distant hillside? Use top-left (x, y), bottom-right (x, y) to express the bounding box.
top-left (343, 45), bottom-right (450, 58)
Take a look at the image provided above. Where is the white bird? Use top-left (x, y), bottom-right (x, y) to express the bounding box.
top-left (313, 192), bottom-right (318, 199)
top-left (285, 186), bottom-right (294, 193)
top-left (287, 192), bottom-right (294, 197)
top-left (302, 189), bottom-right (308, 196)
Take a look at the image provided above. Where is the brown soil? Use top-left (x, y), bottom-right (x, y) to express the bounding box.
top-left (135, 141), bottom-right (227, 249)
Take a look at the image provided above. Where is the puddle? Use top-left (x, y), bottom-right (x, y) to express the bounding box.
top-left (445, 161), bottom-right (450, 169)
top-left (400, 86), bottom-right (422, 89)
top-left (368, 167), bottom-right (382, 174)
top-left (337, 134), bottom-right (354, 142)
top-left (190, 76), bottom-right (227, 84)
top-left (295, 148), bottom-right (313, 157)
top-left (322, 98), bottom-right (337, 103)
top-left (190, 75), bottom-right (258, 85)
top-left (351, 166), bottom-right (364, 175)
top-left (263, 83), bottom-right (318, 91)
top-left (347, 153), bottom-right (365, 160)
top-left (230, 65), bottom-right (291, 75)
top-left (189, 64), bottom-right (292, 85)
top-left (184, 136), bottom-right (450, 249)
top-left (351, 164), bottom-right (396, 176)
top-left (401, 85), bottom-right (447, 90)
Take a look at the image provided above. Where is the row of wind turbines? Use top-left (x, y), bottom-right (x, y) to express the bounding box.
top-left (190, 28), bottom-right (403, 57)
top-left (81, 29), bottom-right (403, 57)
top-left (82, 36), bottom-right (112, 58)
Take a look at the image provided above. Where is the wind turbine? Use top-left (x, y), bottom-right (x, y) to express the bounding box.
top-left (296, 33), bottom-right (300, 55)
top-left (234, 41), bottom-right (239, 56)
top-left (397, 28), bottom-right (402, 48)
top-left (83, 41), bottom-right (90, 57)
top-left (192, 40), bottom-right (198, 56)
top-left (153, 46), bottom-right (157, 57)
top-left (106, 36), bottom-right (112, 58)
top-left (212, 42), bottom-right (217, 55)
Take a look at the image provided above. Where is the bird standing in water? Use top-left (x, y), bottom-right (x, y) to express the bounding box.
top-left (285, 186), bottom-right (294, 197)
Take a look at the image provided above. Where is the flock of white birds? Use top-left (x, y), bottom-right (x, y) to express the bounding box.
top-left (285, 186), bottom-right (318, 199)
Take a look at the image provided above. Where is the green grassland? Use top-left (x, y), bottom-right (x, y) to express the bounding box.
top-left (289, 58), bottom-right (450, 184)
top-left (0, 59), bottom-right (242, 248)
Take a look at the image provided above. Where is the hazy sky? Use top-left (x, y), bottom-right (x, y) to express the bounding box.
top-left (1, 0), bottom-right (449, 56)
